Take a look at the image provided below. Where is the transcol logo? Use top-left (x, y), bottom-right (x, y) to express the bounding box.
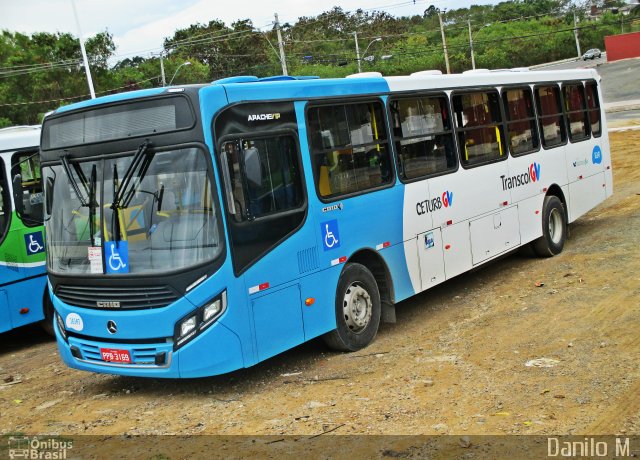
top-left (442, 190), bottom-right (453, 208)
top-left (416, 190), bottom-right (454, 215)
top-left (501, 163), bottom-right (541, 190)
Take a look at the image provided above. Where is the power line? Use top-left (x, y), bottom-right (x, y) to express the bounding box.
top-left (0, 76), bottom-right (161, 107)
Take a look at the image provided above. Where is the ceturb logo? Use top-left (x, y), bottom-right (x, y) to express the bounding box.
top-left (416, 190), bottom-right (453, 215)
top-left (247, 113), bottom-right (281, 122)
top-left (501, 163), bottom-right (541, 190)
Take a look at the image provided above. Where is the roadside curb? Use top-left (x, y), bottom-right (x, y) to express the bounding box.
top-left (530, 57), bottom-right (579, 69)
top-left (608, 125), bottom-right (640, 132)
top-left (605, 102), bottom-right (640, 114)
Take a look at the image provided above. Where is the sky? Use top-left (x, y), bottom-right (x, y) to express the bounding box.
top-left (0, 0), bottom-right (497, 62)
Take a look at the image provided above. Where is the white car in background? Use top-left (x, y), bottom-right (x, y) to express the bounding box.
top-left (583, 48), bottom-right (602, 60)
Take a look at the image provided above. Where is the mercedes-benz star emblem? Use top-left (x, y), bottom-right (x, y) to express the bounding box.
top-left (107, 320), bottom-right (117, 334)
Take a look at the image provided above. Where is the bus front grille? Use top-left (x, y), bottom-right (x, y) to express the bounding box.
top-left (56, 284), bottom-right (179, 309)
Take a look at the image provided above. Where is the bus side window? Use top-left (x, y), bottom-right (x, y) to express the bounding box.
top-left (221, 135), bottom-right (306, 272)
top-left (453, 91), bottom-right (506, 167)
top-left (11, 151), bottom-right (43, 226)
top-left (585, 81), bottom-right (601, 137)
top-left (563, 83), bottom-right (590, 142)
top-left (535, 85), bottom-right (567, 148)
top-left (502, 87), bottom-right (540, 156)
top-left (308, 101), bottom-right (392, 198)
top-left (0, 160), bottom-right (10, 243)
top-left (391, 95), bottom-right (456, 180)
top-left (222, 136), bottom-right (303, 222)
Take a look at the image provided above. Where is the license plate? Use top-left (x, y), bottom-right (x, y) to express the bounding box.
top-left (100, 348), bottom-right (131, 363)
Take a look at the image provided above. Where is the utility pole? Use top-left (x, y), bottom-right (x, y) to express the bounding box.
top-left (353, 32), bottom-right (362, 73)
top-left (274, 13), bottom-right (288, 76)
top-left (573, 12), bottom-right (582, 58)
top-left (160, 52), bottom-right (166, 86)
top-left (468, 19), bottom-right (476, 70)
top-left (70, 0), bottom-right (96, 98)
top-left (438, 11), bottom-right (451, 74)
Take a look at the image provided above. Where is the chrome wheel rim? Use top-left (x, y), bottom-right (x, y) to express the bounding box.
top-left (343, 283), bottom-right (372, 333)
top-left (549, 208), bottom-right (563, 245)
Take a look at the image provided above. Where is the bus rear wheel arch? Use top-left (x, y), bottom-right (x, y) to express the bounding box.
top-left (532, 195), bottom-right (567, 257)
top-left (323, 263), bottom-right (381, 352)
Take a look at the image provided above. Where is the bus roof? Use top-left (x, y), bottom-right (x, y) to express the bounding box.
top-left (48, 67), bottom-right (601, 115)
top-left (0, 125), bottom-right (41, 152)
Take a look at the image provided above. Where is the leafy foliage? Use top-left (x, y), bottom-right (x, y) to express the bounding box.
top-left (0, 0), bottom-right (638, 125)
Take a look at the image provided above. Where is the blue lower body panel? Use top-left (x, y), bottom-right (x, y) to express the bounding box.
top-left (55, 315), bottom-right (244, 378)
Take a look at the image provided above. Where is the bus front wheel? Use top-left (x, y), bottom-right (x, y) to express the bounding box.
top-left (532, 195), bottom-right (566, 257)
top-left (323, 263), bottom-right (381, 352)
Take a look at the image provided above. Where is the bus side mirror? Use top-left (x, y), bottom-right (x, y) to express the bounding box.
top-left (12, 174), bottom-right (24, 217)
top-left (45, 176), bottom-right (54, 219)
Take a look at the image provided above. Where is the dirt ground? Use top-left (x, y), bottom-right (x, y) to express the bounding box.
top-left (0, 131), bottom-right (639, 440)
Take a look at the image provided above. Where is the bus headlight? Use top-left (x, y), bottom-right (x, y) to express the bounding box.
top-left (180, 316), bottom-right (197, 337)
top-left (55, 312), bottom-right (67, 342)
top-left (174, 290), bottom-right (227, 350)
top-left (202, 299), bottom-right (221, 324)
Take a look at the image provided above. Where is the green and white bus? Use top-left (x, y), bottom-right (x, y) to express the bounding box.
top-left (0, 125), bottom-right (52, 334)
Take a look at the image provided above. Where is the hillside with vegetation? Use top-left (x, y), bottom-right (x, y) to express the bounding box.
top-left (1, 0), bottom-right (638, 126)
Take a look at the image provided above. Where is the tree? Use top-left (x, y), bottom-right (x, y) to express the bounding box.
top-left (0, 30), bottom-right (116, 125)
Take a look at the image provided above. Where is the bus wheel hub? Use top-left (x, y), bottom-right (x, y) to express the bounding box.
top-left (343, 284), bottom-right (372, 332)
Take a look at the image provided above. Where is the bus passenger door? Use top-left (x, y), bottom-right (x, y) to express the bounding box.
top-left (214, 101), bottom-right (309, 362)
top-left (416, 229), bottom-right (445, 291)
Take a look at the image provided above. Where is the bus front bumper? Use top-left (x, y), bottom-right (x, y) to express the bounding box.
top-left (54, 312), bottom-right (244, 378)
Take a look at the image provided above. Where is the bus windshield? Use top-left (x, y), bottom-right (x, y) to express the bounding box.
top-left (44, 146), bottom-right (221, 275)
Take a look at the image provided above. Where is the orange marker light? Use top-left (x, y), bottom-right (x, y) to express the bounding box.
top-left (19, 308), bottom-right (29, 314)
top-left (445, 244), bottom-right (451, 250)
top-left (305, 298), bottom-right (315, 307)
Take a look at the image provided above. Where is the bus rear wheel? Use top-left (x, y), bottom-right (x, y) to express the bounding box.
top-left (323, 263), bottom-right (381, 352)
top-left (532, 195), bottom-right (566, 257)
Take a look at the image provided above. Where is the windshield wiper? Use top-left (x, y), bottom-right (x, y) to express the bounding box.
top-left (88, 164), bottom-right (97, 246)
top-left (60, 155), bottom-right (89, 207)
top-left (111, 164), bottom-right (121, 243)
top-left (110, 140), bottom-right (154, 243)
top-left (111, 140), bottom-right (154, 210)
top-left (61, 156), bottom-right (98, 245)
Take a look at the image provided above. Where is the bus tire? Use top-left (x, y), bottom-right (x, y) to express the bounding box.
top-left (323, 263), bottom-right (381, 352)
top-left (532, 195), bottom-right (566, 257)
top-left (41, 291), bottom-right (55, 337)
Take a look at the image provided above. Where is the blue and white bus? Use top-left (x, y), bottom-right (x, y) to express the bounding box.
top-left (42, 68), bottom-right (611, 377)
top-left (0, 126), bottom-right (52, 335)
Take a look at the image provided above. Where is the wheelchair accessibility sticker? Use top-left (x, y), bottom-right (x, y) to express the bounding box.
top-left (24, 231), bottom-right (45, 256)
top-left (321, 220), bottom-right (341, 251)
top-left (105, 241), bottom-right (129, 274)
